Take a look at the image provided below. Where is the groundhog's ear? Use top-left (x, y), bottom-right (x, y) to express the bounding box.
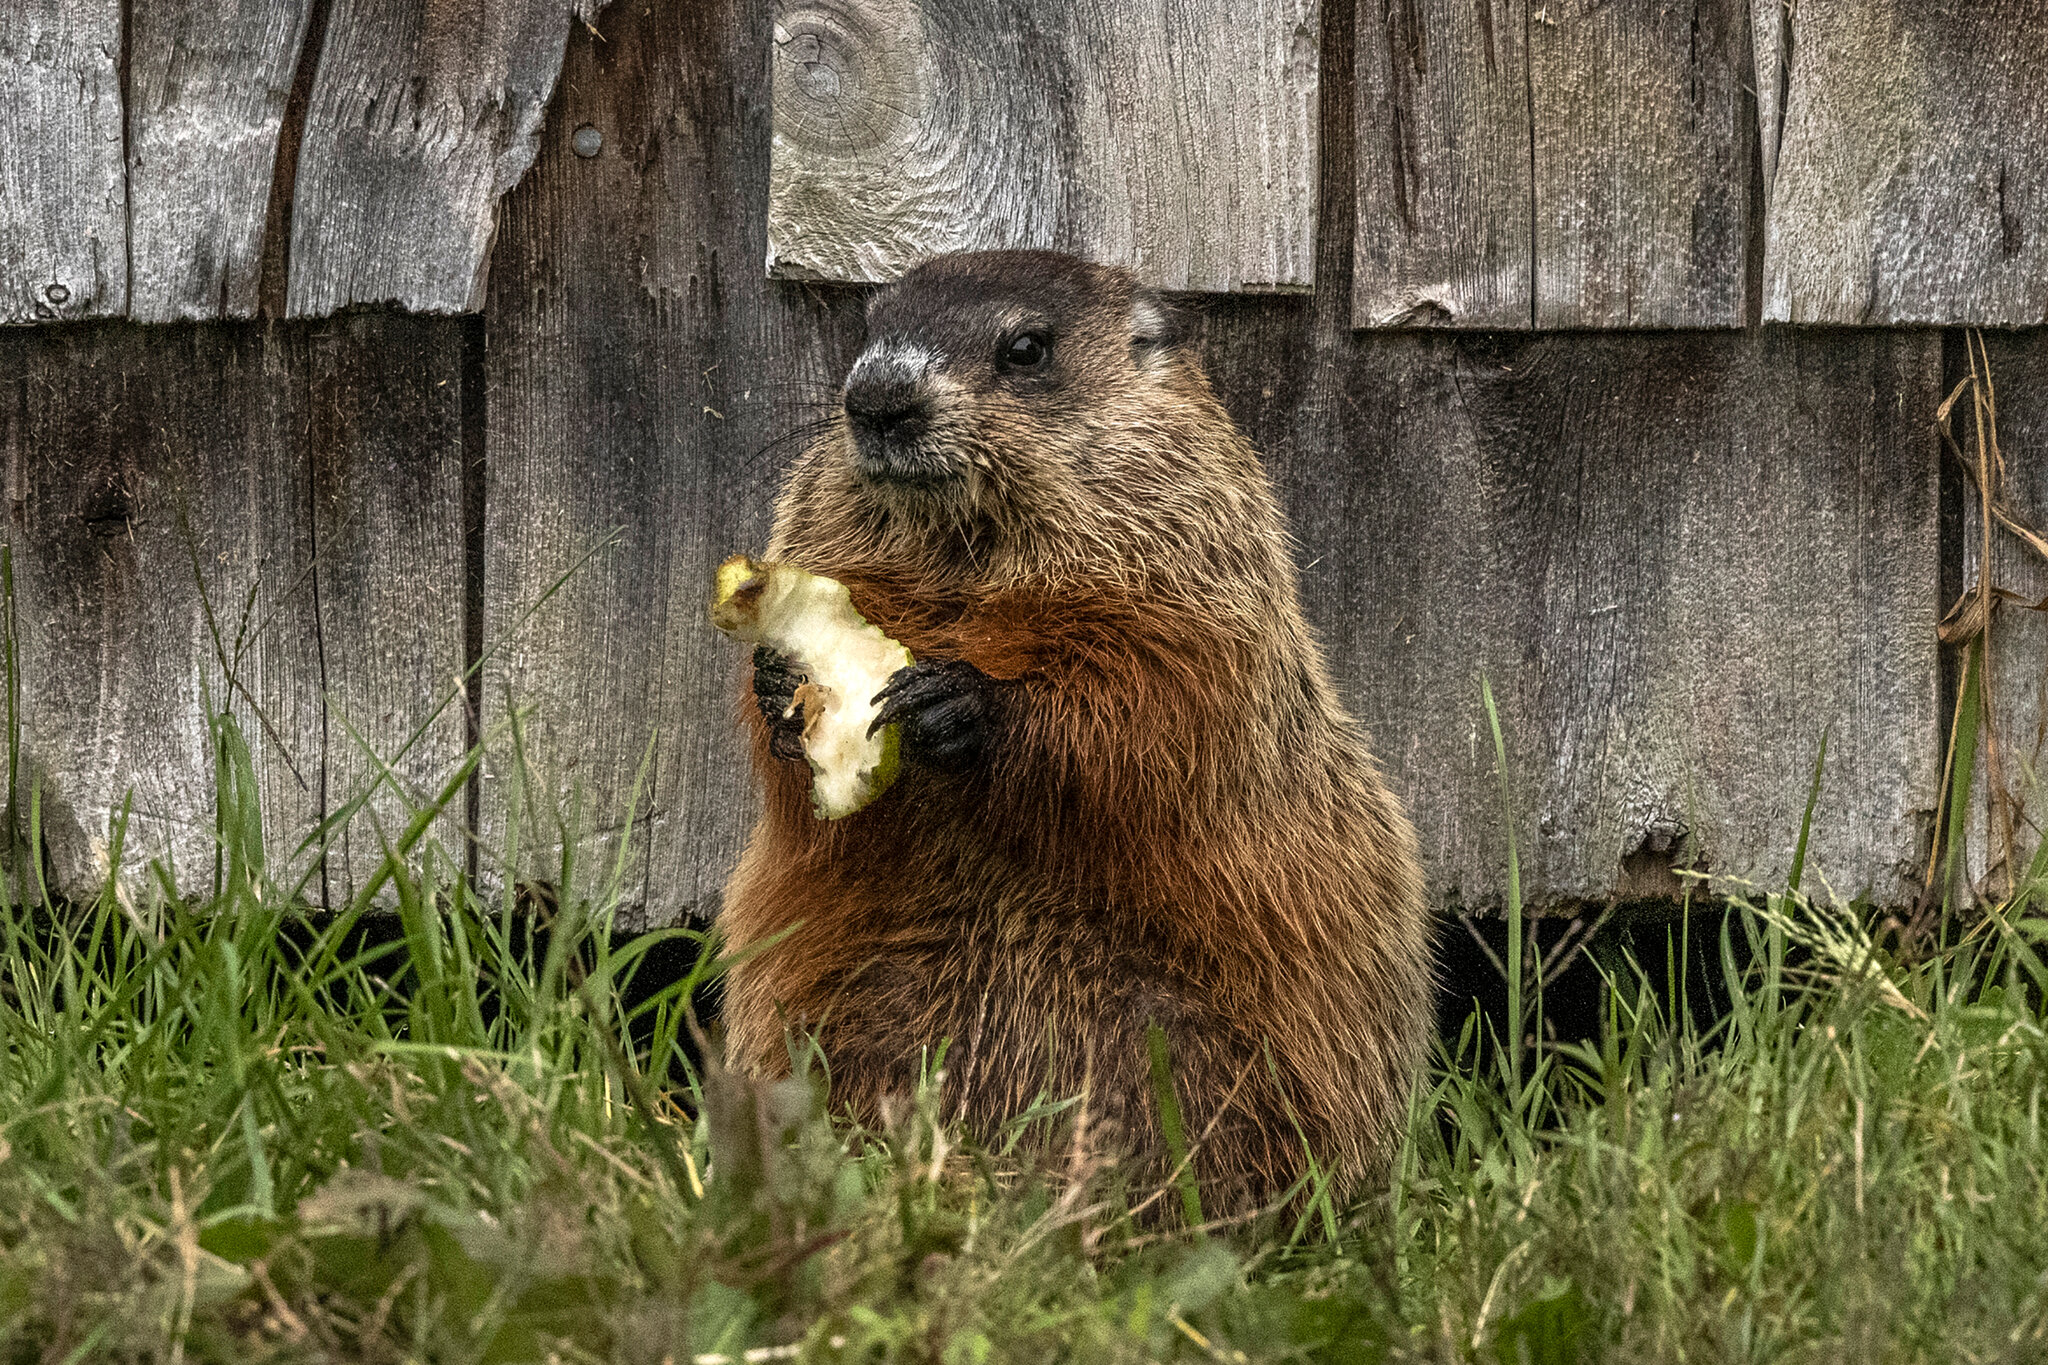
top-left (1129, 291), bottom-right (1180, 366)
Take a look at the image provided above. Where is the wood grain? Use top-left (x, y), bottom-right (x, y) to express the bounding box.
top-left (768, 0), bottom-right (1320, 291)
top-left (126, 0), bottom-right (316, 322)
top-left (0, 0), bottom-right (127, 324)
top-left (1, 324), bottom-right (300, 897)
top-left (295, 316), bottom-right (471, 905)
top-left (1529, 0), bottom-right (1756, 328)
top-left (284, 0), bottom-right (600, 317)
top-left (0, 319), bottom-right (466, 907)
top-left (1354, 0), bottom-right (1532, 327)
top-left (481, 0), bottom-right (865, 925)
top-left (1354, 0), bottom-right (1757, 329)
top-left (1765, 1), bottom-right (2048, 325)
top-left (1751, 0), bottom-right (1787, 224)
top-left (1202, 306), bottom-right (1943, 910)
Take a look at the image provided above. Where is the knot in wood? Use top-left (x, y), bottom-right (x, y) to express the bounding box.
top-left (772, 5), bottom-right (921, 156)
top-left (1635, 819), bottom-right (1687, 859)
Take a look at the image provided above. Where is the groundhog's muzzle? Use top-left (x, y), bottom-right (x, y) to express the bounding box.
top-left (843, 339), bottom-right (956, 487)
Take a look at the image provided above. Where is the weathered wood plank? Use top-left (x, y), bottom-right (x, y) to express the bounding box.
top-left (1203, 308), bottom-right (1942, 910)
top-left (1, 325), bottom-right (304, 897)
top-left (284, 0), bottom-right (600, 318)
top-left (0, 0), bottom-right (127, 323)
top-left (482, 0), bottom-right (864, 925)
top-left (768, 0), bottom-right (1319, 291)
top-left (126, 0), bottom-right (316, 322)
top-left (1354, 0), bottom-right (1532, 328)
top-left (1765, 1), bottom-right (2048, 325)
top-left (297, 316), bottom-right (470, 904)
top-left (1529, 0), bottom-right (1756, 328)
top-left (0, 319), bottom-right (466, 906)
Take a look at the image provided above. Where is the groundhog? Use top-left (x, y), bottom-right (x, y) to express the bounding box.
top-left (718, 249), bottom-right (1431, 1217)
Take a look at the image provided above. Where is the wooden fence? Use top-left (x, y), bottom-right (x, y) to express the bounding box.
top-left (2, 0), bottom-right (2044, 925)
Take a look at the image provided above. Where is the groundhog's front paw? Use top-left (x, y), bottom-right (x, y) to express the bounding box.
top-left (752, 645), bottom-right (809, 764)
top-left (870, 658), bottom-right (998, 773)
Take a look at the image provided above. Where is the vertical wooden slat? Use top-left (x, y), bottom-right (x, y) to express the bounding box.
top-left (299, 316), bottom-right (470, 904)
top-left (1765, 1), bottom-right (2048, 325)
top-left (0, 0), bottom-right (127, 323)
top-left (768, 0), bottom-right (1320, 291)
top-left (1, 325), bottom-right (308, 896)
top-left (0, 319), bottom-right (466, 905)
top-left (1354, 0), bottom-right (1532, 328)
top-left (482, 0), bottom-right (862, 925)
top-left (284, 0), bottom-right (600, 317)
top-left (1528, 0), bottom-right (1755, 328)
top-left (125, 0), bottom-right (316, 322)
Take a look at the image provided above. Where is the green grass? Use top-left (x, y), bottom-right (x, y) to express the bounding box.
top-left (4, 699), bottom-right (2048, 1364)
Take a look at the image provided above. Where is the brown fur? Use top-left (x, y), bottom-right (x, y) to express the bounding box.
top-left (719, 251), bottom-right (1431, 1216)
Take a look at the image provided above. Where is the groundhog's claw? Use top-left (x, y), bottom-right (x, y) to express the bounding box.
top-left (870, 658), bottom-right (995, 772)
top-left (752, 645), bottom-right (809, 763)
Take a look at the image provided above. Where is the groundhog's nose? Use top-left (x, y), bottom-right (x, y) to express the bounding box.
top-left (844, 377), bottom-right (929, 445)
top-left (844, 340), bottom-right (949, 482)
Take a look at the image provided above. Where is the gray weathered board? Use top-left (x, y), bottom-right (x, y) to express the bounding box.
top-left (1764, 1), bottom-right (2048, 325)
top-left (1353, 0), bottom-right (1756, 329)
top-left (0, 0), bottom-right (606, 905)
top-left (0, 318), bottom-right (467, 907)
top-left (285, 0), bottom-right (605, 316)
top-left (1351, 0), bottom-right (1530, 327)
top-left (479, 1), bottom-right (864, 923)
top-left (766, 0), bottom-right (1320, 291)
top-left (1281, 325), bottom-right (1940, 909)
top-left (766, 0), bottom-right (2048, 327)
top-left (1, 0), bottom-right (128, 324)
top-left (0, 0), bottom-right (601, 322)
top-left (5, 0), bottom-right (2047, 323)
top-left (126, 0), bottom-right (315, 322)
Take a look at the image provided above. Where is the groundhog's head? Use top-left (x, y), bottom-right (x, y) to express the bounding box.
top-left (838, 251), bottom-right (1181, 503)
top-left (780, 250), bottom-right (1277, 587)
top-left (847, 251), bottom-right (1265, 521)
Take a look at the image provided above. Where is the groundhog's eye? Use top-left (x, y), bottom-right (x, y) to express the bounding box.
top-left (1003, 332), bottom-right (1050, 368)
